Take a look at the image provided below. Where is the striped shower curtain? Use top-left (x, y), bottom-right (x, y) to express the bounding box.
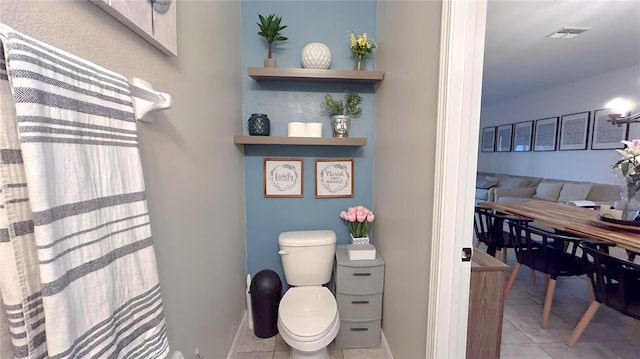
top-left (0, 23), bottom-right (168, 358)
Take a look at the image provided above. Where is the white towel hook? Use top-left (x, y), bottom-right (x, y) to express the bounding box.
top-left (129, 77), bottom-right (172, 123)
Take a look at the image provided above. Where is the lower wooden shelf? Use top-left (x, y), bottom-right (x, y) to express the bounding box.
top-left (233, 136), bottom-right (367, 146)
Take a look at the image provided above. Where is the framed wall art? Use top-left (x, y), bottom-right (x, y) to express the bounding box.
top-left (481, 127), bottom-right (495, 152)
top-left (513, 120), bottom-right (533, 152)
top-left (315, 159), bottom-right (354, 198)
top-left (496, 124), bottom-right (513, 152)
top-left (90, 0), bottom-right (178, 56)
top-left (533, 117), bottom-right (558, 152)
top-left (591, 108), bottom-right (629, 150)
top-left (264, 158), bottom-right (303, 198)
top-left (559, 111), bottom-right (590, 151)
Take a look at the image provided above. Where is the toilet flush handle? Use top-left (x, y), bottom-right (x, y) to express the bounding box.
top-left (278, 250), bottom-right (289, 255)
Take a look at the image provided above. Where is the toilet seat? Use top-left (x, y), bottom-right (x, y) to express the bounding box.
top-left (278, 286), bottom-right (338, 342)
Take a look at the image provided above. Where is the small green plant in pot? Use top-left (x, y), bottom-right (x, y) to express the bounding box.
top-left (321, 92), bottom-right (363, 138)
top-left (257, 13), bottom-right (288, 67)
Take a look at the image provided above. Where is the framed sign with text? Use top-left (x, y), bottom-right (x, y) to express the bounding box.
top-left (315, 159), bottom-right (354, 198)
top-left (264, 158), bottom-right (303, 198)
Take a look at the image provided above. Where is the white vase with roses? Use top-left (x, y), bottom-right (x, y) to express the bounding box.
top-left (612, 139), bottom-right (640, 220)
top-left (339, 205), bottom-right (375, 245)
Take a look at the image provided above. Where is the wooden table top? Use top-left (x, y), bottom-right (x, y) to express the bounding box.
top-left (478, 201), bottom-right (640, 253)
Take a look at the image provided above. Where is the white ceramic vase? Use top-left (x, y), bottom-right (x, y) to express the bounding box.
top-left (301, 42), bottom-right (331, 69)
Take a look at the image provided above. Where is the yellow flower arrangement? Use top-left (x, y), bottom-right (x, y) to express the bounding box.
top-left (350, 33), bottom-right (376, 56)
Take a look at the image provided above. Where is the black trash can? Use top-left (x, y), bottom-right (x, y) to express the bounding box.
top-left (250, 269), bottom-right (282, 338)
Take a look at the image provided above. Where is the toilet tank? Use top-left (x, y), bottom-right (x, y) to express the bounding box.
top-left (278, 230), bottom-right (337, 286)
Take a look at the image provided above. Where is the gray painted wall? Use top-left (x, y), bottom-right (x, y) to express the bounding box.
top-left (0, 1), bottom-right (247, 358)
top-left (374, 2), bottom-right (442, 358)
top-left (479, 64), bottom-right (640, 184)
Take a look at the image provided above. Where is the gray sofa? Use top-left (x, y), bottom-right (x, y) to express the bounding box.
top-left (492, 178), bottom-right (624, 206)
top-left (475, 172), bottom-right (542, 203)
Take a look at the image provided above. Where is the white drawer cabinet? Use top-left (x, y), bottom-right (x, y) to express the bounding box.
top-left (333, 245), bottom-right (384, 348)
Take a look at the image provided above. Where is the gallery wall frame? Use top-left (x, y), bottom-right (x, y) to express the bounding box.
top-left (591, 108), bottom-right (629, 150)
top-left (264, 158), bottom-right (304, 198)
top-left (90, 0), bottom-right (178, 56)
top-left (559, 111), bottom-right (590, 151)
top-left (315, 159), bottom-right (354, 198)
top-left (481, 127), bottom-right (496, 152)
top-left (513, 120), bottom-right (533, 152)
top-left (533, 116), bottom-right (559, 152)
top-left (496, 124), bottom-right (513, 152)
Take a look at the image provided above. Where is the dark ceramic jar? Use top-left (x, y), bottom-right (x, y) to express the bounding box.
top-left (248, 113), bottom-right (270, 136)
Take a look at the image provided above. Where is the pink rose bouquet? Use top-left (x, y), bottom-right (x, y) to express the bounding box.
top-left (339, 205), bottom-right (375, 238)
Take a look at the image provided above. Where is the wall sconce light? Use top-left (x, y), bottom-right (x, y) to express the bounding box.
top-left (605, 98), bottom-right (640, 125)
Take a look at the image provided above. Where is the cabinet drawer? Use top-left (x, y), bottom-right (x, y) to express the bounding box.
top-left (335, 319), bottom-right (381, 348)
top-left (335, 265), bottom-right (384, 294)
top-left (337, 293), bottom-right (382, 320)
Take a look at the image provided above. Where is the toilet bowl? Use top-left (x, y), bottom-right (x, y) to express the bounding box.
top-left (277, 286), bottom-right (339, 359)
top-left (277, 230), bottom-right (339, 359)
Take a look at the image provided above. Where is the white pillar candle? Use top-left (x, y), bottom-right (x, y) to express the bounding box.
top-left (287, 122), bottom-right (306, 137)
top-left (306, 122), bottom-right (323, 137)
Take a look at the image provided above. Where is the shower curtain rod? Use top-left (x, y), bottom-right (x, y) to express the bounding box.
top-left (129, 77), bottom-right (172, 123)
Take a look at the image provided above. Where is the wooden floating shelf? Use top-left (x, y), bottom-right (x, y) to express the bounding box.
top-left (247, 67), bottom-right (384, 84)
top-left (234, 136), bottom-right (367, 147)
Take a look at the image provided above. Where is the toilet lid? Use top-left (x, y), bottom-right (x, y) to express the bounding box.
top-left (279, 287), bottom-right (337, 339)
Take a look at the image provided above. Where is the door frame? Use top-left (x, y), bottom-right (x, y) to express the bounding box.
top-left (425, 1), bottom-right (488, 357)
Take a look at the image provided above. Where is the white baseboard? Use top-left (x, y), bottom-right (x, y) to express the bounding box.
top-left (381, 330), bottom-right (393, 359)
top-left (226, 310), bottom-right (247, 359)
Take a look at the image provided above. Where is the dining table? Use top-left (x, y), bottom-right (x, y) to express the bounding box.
top-left (478, 201), bottom-right (640, 253)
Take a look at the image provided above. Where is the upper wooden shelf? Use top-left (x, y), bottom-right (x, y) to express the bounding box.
top-left (247, 67), bottom-right (384, 84)
top-left (234, 136), bottom-right (366, 147)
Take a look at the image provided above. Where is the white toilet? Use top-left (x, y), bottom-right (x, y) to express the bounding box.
top-left (277, 230), bottom-right (339, 359)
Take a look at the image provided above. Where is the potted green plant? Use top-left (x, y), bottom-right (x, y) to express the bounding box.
top-left (321, 92), bottom-right (363, 138)
top-left (257, 13), bottom-right (288, 67)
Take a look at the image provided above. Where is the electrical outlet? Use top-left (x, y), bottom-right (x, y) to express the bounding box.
top-left (194, 347), bottom-right (203, 359)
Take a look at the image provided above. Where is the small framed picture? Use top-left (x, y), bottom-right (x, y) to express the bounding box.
top-left (481, 127), bottom-right (495, 152)
top-left (315, 159), bottom-right (354, 198)
top-left (591, 108), bottom-right (629, 150)
top-left (559, 111), bottom-right (590, 151)
top-left (264, 158), bottom-right (304, 198)
top-left (513, 121), bottom-right (533, 152)
top-left (496, 124), bottom-right (513, 152)
top-left (533, 117), bottom-right (558, 152)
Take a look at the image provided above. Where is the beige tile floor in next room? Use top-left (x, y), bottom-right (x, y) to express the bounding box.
top-left (236, 247), bottom-right (639, 359)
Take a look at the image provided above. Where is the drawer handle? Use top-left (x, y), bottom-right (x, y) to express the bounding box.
top-left (351, 300), bottom-right (370, 304)
top-left (350, 328), bottom-right (369, 332)
top-left (353, 273), bottom-right (371, 276)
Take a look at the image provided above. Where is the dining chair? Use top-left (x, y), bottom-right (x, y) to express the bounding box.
top-left (566, 241), bottom-right (640, 347)
top-left (473, 206), bottom-right (534, 263)
top-left (474, 207), bottom-right (540, 290)
top-left (505, 219), bottom-right (590, 328)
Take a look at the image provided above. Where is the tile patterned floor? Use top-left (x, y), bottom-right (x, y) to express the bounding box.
top-left (236, 246), bottom-right (639, 359)
top-left (499, 247), bottom-right (640, 359)
top-left (235, 328), bottom-right (386, 359)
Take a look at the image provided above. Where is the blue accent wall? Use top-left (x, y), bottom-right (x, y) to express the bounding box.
top-left (242, 1), bottom-right (377, 284)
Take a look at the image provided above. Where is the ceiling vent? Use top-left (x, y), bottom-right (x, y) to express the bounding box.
top-left (546, 26), bottom-right (591, 39)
